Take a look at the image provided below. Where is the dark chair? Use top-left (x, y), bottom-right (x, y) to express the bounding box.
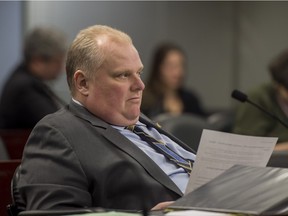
top-left (7, 163), bottom-right (25, 216)
top-left (7, 204), bottom-right (19, 216)
top-left (206, 108), bottom-right (236, 133)
top-left (0, 160), bottom-right (21, 216)
top-left (0, 139), bottom-right (9, 160)
top-left (0, 130), bottom-right (31, 159)
top-left (267, 151), bottom-right (288, 168)
top-left (154, 113), bottom-right (215, 152)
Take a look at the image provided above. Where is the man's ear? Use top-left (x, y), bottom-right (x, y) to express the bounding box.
top-left (74, 70), bottom-right (89, 96)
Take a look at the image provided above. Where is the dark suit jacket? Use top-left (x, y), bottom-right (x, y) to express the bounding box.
top-left (17, 101), bottom-right (195, 211)
top-left (0, 63), bottom-right (62, 129)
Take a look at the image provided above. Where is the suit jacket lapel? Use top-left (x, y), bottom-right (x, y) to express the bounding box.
top-left (68, 101), bottom-right (183, 196)
top-left (102, 126), bottom-right (183, 196)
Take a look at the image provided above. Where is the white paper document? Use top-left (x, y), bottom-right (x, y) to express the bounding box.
top-left (185, 129), bottom-right (278, 194)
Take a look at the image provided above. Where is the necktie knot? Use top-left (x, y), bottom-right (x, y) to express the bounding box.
top-left (126, 124), bottom-right (192, 174)
top-left (126, 125), bottom-right (136, 131)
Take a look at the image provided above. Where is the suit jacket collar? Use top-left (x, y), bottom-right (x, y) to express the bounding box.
top-left (67, 100), bottom-right (184, 196)
top-left (67, 100), bottom-right (108, 129)
top-left (67, 100), bottom-right (194, 153)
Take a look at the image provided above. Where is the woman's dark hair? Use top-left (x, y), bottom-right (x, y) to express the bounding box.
top-left (145, 42), bottom-right (186, 94)
top-left (269, 49), bottom-right (288, 89)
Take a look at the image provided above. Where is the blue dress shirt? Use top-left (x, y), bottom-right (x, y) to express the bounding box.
top-left (112, 121), bottom-right (196, 193)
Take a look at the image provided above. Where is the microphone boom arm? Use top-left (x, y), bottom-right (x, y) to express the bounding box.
top-left (231, 89), bottom-right (288, 129)
top-left (247, 99), bottom-right (288, 129)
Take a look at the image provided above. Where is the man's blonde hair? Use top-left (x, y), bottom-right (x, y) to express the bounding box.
top-left (66, 25), bottom-right (132, 94)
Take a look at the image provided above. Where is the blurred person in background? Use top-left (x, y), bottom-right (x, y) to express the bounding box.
top-left (233, 49), bottom-right (288, 151)
top-left (0, 27), bottom-right (67, 129)
top-left (141, 43), bottom-right (207, 119)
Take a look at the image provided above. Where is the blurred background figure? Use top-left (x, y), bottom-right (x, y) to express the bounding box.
top-left (0, 26), bottom-right (67, 129)
top-left (233, 49), bottom-right (288, 150)
top-left (141, 43), bottom-right (207, 119)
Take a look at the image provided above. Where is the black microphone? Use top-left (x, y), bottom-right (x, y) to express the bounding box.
top-left (231, 89), bottom-right (288, 129)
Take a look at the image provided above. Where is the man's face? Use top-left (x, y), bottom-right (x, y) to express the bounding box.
top-left (85, 42), bottom-right (145, 126)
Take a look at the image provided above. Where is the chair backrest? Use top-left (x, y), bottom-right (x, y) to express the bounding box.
top-left (206, 109), bottom-right (236, 133)
top-left (0, 160), bottom-right (21, 216)
top-left (0, 130), bottom-right (31, 159)
top-left (154, 113), bottom-right (215, 152)
top-left (0, 138), bottom-right (10, 160)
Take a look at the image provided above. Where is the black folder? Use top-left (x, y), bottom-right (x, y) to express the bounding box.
top-left (168, 165), bottom-right (288, 215)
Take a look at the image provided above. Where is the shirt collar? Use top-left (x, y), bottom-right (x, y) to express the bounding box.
top-left (72, 98), bottom-right (84, 106)
top-left (112, 121), bottom-right (145, 131)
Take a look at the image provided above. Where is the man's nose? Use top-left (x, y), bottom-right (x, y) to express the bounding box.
top-left (132, 75), bottom-right (145, 91)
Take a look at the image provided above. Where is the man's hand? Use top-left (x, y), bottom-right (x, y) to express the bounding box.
top-left (151, 201), bottom-right (174, 211)
top-left (274, 142), bottom-right (288, 151)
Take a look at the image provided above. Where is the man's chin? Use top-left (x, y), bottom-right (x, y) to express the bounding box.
top-left (127, 113), bottom-right (140, 123)
top-left (129, 114), bottom-right (140, 123)
top-left (119, 109), bottom-right (141, 125)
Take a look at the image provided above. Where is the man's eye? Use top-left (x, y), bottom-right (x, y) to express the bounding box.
top-left (118, 73), bottom-right (129, 78)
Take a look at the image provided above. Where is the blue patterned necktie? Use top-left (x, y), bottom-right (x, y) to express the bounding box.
top-left (126, 125), bottom-right (192, 175)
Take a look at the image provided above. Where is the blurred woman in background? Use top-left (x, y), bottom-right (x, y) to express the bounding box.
top-left (141, 43), bottom-right (207, 119)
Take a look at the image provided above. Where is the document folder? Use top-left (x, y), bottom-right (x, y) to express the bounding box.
top-left (169, 165), bottom-right (288, 215)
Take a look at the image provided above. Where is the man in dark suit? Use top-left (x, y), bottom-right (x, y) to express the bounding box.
top-left (0, 27), bottom-right (67, 129)
top-left (16, 25), bottom-right (196, 211)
